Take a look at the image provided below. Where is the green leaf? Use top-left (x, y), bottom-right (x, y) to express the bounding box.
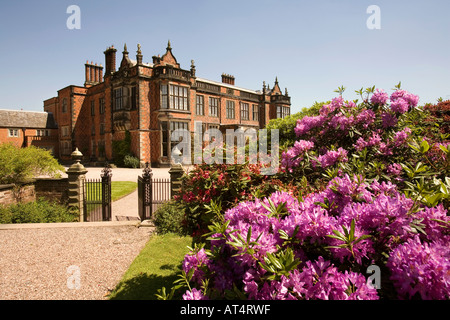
top-left (342, 225), bottom-right (350, 239)
top-left (325, 245), bottom-right (346, 250)
top-left (440, 182), bottom-right (449, 195)
top-left (326, 234), bottom-right (345, 241)
top-left (353, 234), bottom-right (372, 244)
top-left (332, 229), bottom-right (346, 240)
top-left (187, 268), bottom-right (195, 281)
top-left (408, 142), bottom-right (422, 154)
top-left (350, 219), bottom-right (355, 241)
top-left (420, 140), bottom-right (430, 153)
top-left (247, 226), bottom-right (252, 244)
top-left (439, 144), bottom-right (449, 154)
top-left (279, 229), bottom-right (289, 240)
top-left (267, 253), bottom-right (283, 270)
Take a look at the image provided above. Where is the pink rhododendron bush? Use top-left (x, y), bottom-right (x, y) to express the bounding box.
top-left (158, 85), bottom-right (449, 300)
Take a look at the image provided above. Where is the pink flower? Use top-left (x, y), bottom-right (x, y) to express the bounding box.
top-left (413, 204), bottom-right (450, 242)
top-left (379, 142), bottom-right (393, 156)
top-left (381, 112), bottom-right (398, 128)
top-left (390, 98), bottom-right (409, 114)
top-left (315, 148), bottom-right (348, 168)
top-left (290, 257), bottom-right (379, 300)
top-left (327, 221), bottom-right (375, 265)
top-left (353, 132), bottom-right (383, 151)
top-left (294, 115), bottom-right (326, 136)
top-left (183, 288), bottom-right (208, 300)
top-left (390, 90), bottom-right (419, 113)
top-left (356, 109), bottom-right (376, 128)
top-left (387, 236), bottom-right (450, 300)
top-left (391, 127), bottom-right (412, 147)
top-left (281, 140), bottom-right (314, 172)
top-left (386, 163), bottom-right (402, 176)
top-left (345, 101), bottom-right (357, 109)
top-left (320, 97), bottom-right (344, 116)
top-left (370, 89), bottom-right (389, 106)
top-left (182, 248), bottom-right (211, 284)
top-left (329, 114), bottom-right (354, 131)
top-left (354, 137), bottom-right (368, 151)
top-left (391, 90), bottom-right (419, 107)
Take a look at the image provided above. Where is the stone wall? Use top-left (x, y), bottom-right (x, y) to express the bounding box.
top-left (0, 184), bottom-right (35, 205)
top-left (0, 178), bottom-right (69, 207)
top-left (34, 178), bottom-right (69, 204)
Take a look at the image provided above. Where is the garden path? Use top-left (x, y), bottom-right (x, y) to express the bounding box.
top-left (0, 221), bottom-right (153, 300)
top-left (112, 189), bottom-right (139, 221)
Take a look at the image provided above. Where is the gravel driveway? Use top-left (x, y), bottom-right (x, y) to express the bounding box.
top-left (0, 222), bottom-right (153, 300)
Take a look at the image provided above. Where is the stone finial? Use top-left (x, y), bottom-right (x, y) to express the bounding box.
top-left (71, 148), bottom-right (83, 164)
top-left (190, 59), bottom-right (196, 77)
top-left (136, 44), bottom-right (143, 65)
top-left (67, 148), bottom-right (86, 174)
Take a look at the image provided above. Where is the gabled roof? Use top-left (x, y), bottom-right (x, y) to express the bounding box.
top-left (0, 109), bottom-right (58, 129)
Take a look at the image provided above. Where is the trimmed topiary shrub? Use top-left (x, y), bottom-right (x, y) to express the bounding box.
top-left (153, 201), bottom-right (187, 236)
top-left (124, 155), bottom-right (140, 168)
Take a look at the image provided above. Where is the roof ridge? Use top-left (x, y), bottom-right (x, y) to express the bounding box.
top-left (0, 108), bottom-right (48, 113)
top-left (196, 77), bottom-right (259, 94)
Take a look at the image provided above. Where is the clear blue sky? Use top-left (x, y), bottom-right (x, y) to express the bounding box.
top-left (1, 0), bottom-right (450, 113)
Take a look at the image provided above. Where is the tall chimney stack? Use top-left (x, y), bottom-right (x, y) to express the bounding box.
top-left (84, 61), bottom-right (104, 87)
top-left (104, 45), bottom-right (117, 76)
top-left (221, 73), bottom-right (235, 86)
top-left (98, 64), bottom-right (103, 81)
top-left (94, 63), bottom-right (99, 82)
top-left (85, 60), bottom-right (90, 83)
top-left (90, 61), bottom-right (94, 84)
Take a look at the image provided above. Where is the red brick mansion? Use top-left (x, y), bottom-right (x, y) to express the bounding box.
top-left (3, 41), bottom-right (291, 167)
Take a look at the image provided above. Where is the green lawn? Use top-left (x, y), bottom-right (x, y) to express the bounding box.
top-left (85, 181), bottom-right (137, 203)
top-left (110, 181), bottom-right (138, 201)
top-left (85, 181), bottom-right (137, 217)
top-left (108, 233), bottom-right (193, 300)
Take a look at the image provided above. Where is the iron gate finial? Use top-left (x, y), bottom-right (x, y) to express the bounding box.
top-left (142, 162), bottom-right (153, 180)
top-left (101, 162), bottom-right (112, 178)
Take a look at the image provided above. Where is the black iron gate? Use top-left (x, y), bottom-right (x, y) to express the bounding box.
top-left (83, 165), bottom-right (112, 221)
top-left (138, 163), bottom-right (171, 221)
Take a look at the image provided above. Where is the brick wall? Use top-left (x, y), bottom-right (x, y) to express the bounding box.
top-left (0, 128), bottom-right (23, 147)
top-left (0, 128), bottom-right (59, 156)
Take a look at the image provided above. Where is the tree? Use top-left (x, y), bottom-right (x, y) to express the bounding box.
top-left (0, 144), bottom-right (64, 184)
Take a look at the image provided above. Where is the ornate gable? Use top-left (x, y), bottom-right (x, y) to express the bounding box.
top-left (158, 40), bottom-right (180, 68)
top-left (119, 44), bottom-right (134, 69)
top-left (271, 77), bottom-right (282, 95)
